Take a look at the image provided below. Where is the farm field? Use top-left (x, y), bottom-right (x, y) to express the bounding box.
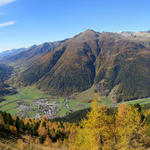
top-left (1, 86), bottom-right (150, 118)
top-left (126, 97), bottom-right (150, 105)
top-left (0, 86), bottom-right (100, 118)
top-left (0, 86), bottom-right (48, 115)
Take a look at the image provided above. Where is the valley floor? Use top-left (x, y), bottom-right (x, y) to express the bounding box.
top-left (1, 85), bottom-right (150, 120)
top-left (0, 86), bottom-right (92, 118)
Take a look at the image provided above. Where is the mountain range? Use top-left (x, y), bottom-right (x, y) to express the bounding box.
top-left (0, 48), bottom-right (25, 59)
top-left (1, 30), bottom-right (150, 102)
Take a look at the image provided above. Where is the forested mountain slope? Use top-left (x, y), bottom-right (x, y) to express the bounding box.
top-left (3, 30), bottom-right (150, 101)
top-left (0, 64), bottom-right (16, 96)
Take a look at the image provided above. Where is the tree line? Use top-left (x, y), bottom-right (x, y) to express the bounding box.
top-left (0, 97), bottom-right (150, 149)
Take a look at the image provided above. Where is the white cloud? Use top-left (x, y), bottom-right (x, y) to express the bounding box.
top-left (0, 21), bottom-right (15, 27)
top-left (0, 0), bottom-right (15, 6)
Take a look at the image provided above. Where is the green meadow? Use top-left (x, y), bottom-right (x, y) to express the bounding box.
top-left (1, 86), bottom-right (150, 117)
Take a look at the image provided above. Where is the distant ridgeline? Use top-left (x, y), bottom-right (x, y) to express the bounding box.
top-left (1, 30), bottom-right (150, 101)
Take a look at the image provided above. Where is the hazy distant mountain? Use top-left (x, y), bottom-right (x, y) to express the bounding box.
top-left (3, 30), bottom-right (150, 102)
top-left (2, 40), bottom-right (68, 66)
top-left (0, 48), bottom-right (25, 59)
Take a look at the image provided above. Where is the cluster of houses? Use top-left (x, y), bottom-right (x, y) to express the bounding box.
top-left (18, 99), bottom-right (60, 119)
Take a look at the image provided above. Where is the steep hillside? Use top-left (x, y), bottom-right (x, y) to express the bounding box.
top-left (17, 30), bottom-right (100, 95)
top-left (18, 46), bottom-right (67, 86)
top-left (36, 30), bottom-right (100, 95)
top-left (0, 64), bottom-right (16, 96)
top-left (2, 40), bottom-right (68, 67)
top-left (0, 64), bottom-right (13, 83)
top-left (95, 33), bottom-right (150, 101)
top-left (9, 30), bottom-right (150, 101)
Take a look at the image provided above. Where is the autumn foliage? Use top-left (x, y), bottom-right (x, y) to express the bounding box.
top-left (70, 101), bottom-right (149, 150)
top-left (0, 97), bottom-right (150, 150)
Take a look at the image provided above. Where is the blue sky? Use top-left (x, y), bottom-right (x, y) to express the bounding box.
top-left (0, 0), bottom-right (150, 52)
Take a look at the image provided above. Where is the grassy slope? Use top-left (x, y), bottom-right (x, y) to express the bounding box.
top-left (17, 86), bottom-right (47, 99)
top-left (0, 86), bottom-right (48, 116)
top-left (72, 86), bottom-right (95, 102)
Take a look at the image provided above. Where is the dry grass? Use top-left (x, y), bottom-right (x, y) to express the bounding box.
top-left (72, 86), bottom-right (95, 102)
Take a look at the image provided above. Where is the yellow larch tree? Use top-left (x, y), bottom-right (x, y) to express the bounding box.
top-left (38, 116), bottom-right (48, 136)
top-left (38, 124), bottom-right (48, 136)
top-left (94, 93), bottom-right (102, 102)
top-left (44, 135), bottom-right (52, 146)
top-left (115, 103), bottom-right (147, 150)
top-left (72, 100), bottom-right (114, 150)
top-left (9, 125), bottom-right (17, 135)
top-left (68, 123), bottom-right (79, 150)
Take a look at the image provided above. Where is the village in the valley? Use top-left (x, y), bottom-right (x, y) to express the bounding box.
top-left (17, 98), bottom-right (72, 119)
